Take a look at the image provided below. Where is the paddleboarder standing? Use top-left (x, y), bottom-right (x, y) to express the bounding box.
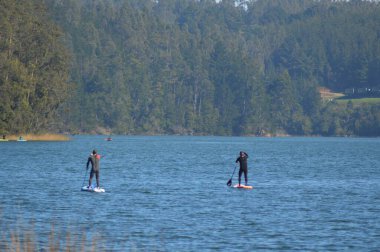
top-left (236, 151), bottom-right (249, 186)
top-left (86, 149), bottom-right (101, 189)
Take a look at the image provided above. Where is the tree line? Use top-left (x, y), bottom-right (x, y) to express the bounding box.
top-left (0, 0), bottom-right (70, 133)
top-left (1, 0), bottom-right (379, 136)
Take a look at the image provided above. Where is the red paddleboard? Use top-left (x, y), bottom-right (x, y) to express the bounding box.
top-left (233, 184), bottom-right (253, 189)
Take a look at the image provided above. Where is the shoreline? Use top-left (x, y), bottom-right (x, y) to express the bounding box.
top-left (4, 134), bottom-right (70, 141)
top-left (1, 133), bottom-right (378, 141)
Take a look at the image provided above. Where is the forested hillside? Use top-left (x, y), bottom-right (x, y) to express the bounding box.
top-left (1, 0), bottom-right (380, 136)
top-left (0, 0), bottom-right (70, 133)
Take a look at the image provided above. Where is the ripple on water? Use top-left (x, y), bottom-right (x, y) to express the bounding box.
top-left (0, 136), bottom-right (379, 251)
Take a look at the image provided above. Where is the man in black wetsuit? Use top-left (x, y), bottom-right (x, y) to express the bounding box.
top-left (236, 151), bottom-right (249, 186)
top-left (86, 149), bottom-right (101, 189)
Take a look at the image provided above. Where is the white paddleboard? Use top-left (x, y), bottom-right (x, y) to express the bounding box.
top-left (81, 186), bottom-right (105, 193)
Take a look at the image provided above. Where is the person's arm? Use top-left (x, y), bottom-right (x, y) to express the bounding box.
top-left (244, 152), bottom-right (249, 158)
top-left (236, 157), bottom-right (240, 163)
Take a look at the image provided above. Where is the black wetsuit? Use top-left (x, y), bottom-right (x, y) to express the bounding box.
top-left (87, 154), bottom-right (100, 187)
top-left (236, 152), bottom-right (249, 185)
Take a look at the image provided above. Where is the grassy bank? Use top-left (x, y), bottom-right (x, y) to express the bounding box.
top-left (336, 97), bottom-right (380, 106)
top-left (5, 134), bottom-right (70, 141)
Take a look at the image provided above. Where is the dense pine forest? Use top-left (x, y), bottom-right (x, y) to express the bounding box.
top-left (1, 0), bottom-right (379, 136)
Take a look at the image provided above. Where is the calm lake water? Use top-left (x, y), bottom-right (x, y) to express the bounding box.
top-left (0, 136), bottom-right (379, 251)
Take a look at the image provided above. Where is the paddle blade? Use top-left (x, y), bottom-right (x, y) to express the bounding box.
top-left (226, 179), bottom-right (232, 187)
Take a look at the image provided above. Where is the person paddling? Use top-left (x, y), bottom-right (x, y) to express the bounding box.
top-left (235, 151), bottom-right (249, 186)
top-left (86, 149), bottom-right (101, 189)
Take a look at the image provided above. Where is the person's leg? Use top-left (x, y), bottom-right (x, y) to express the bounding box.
top-left (88, 170), bottom-right (94, 187)
top-left (244, 168), bottom-right (248, 185)
top-left (95, 170), bottom-right (100, 188)
top-left (238, 169), bottom-right (243, 186)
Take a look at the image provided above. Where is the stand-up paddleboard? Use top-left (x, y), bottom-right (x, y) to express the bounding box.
top-left (81, 186), bottom-right (105, 193)
top-left (233, 184), bottom-right (253, 189)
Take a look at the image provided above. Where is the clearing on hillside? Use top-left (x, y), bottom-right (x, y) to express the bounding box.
top-left (319, 87), bottom-right (344, 101)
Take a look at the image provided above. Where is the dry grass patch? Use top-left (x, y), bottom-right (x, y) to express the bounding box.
top-left (6, 134), bottom-right (70, 141)
top-left (319, 87), bottom-right (344, 101)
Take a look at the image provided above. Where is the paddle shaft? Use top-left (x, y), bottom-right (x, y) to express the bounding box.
top-left (227, 164), bottom-right (237, 186)
top-left (82, 168), bottom-right (88, 187)
top-left (230, 164), bottom-right (237, 179)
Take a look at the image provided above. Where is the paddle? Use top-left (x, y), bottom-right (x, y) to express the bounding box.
top-left (226, 164), bottom-right (237, 187)
top-left (81, 166), bottom-right (89, 188)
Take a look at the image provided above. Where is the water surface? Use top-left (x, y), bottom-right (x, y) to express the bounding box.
top-left (0, 136), bottom-right (379, 251)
